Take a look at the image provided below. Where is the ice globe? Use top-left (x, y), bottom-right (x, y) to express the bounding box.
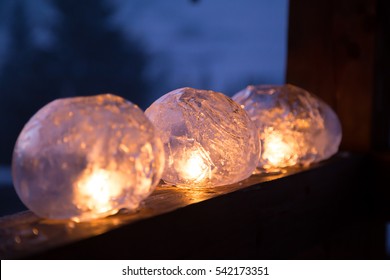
top-left (145, 87), bottom-right (260, 187)
top-left (12, 94), bottom-right (165, 221)
top-left (232, 84), bottom-right (342, 171)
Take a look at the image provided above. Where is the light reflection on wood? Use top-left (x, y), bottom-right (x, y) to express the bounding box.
top-left (0, 167), bottom-right (304, 259)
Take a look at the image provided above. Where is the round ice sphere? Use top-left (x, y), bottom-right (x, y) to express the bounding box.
top-left (145, 87), bottom-right (260, 187)
top-left (12, 94), bottom-right (164, 221)
top-left (232, 84), bottom-right (342, 171)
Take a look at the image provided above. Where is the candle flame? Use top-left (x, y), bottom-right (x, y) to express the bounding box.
top-left (263, 131), bottom-right (298, 168)
top-left (76, 168), bottom-right (123, 214)
top-left (180, 151), bottom-right (209, 183)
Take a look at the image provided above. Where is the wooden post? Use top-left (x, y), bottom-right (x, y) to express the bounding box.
top-left (287, 0), bottom-right (377, 151)
top-left (372, 0), bottom-right (390, 150)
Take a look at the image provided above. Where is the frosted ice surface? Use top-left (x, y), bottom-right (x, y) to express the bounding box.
top-left (232, 84), bottom-right (342, 170)
top-left (12, 94), bottom-right (164, 221)
top-left (145, 87), bottom-right (260, 187)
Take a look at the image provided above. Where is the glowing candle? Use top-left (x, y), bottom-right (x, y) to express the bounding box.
top-left (12, 94), bottom-right (164, 221)
top-left (177, 148), bottom-right (210, 184)
top-left (233, 84), bottom-right (342, 171)
top-left (76, 168), bottom-right (123, 215)
top-left (262, 130), bottom-right (298, 170)
top-left (146, 87), bottom-right (260, 187)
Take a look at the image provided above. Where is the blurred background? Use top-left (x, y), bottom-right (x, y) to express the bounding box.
top-left (0, 0), bottom-right (289, 215)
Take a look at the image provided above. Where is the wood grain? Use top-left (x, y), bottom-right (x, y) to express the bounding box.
top-left (287, 0), bottom-right (376, 151)
top-left (1, 154), bottom-right (378, 259)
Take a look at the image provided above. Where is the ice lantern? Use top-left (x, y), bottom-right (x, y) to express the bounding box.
top-left (232, 84), bottom-right (342, 171)
top-left (12, 94), bottom-right (165, 221)
top-left (145, 87), bottom-right (260, 187)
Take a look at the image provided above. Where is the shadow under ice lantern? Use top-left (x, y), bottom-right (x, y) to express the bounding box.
top-left (145, 87), bottom-right (260, 187)
top-left (12, 94), bottom-right (164, 221)
top-left (232, 84), bottom-right (342, 171)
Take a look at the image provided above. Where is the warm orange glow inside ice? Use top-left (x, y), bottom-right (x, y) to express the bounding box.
top-left (262, 131), bottom-right (299, 169)
top-left (179, 151), bottom-right (209, 183)
top-left (76, 168), bottom-right (123, 214)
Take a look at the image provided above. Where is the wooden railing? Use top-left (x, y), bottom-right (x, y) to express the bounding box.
top-left (1, 153), bottom-right (385, 259)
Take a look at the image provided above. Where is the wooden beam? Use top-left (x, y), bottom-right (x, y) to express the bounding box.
top-left (372, 0), bottom-right (390, 150)
top-left (1, 154), bottom-right (381, 259)
top-left (287, 0), bottom-right (376, 151)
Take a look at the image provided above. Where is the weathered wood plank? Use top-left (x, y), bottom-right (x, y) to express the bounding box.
top-left (1, 154), bottom-right (376, 259)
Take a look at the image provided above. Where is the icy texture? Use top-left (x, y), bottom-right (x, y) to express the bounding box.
top-left (12, 94), bottom-right (164, 221)
top-left (145, 87), bottom-right (260, 187)
top-left (232, 84), bottom-right (342, 170)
